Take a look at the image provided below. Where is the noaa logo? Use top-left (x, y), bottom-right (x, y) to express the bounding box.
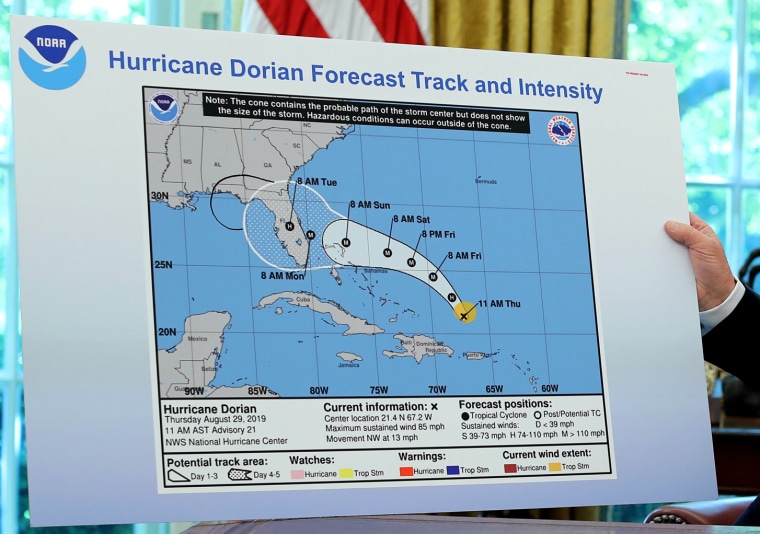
top-left (18, 25), bottom-right (86, 90)
top-left (149, 93), bottom-right (179, 123)
top-left (547, 115), bottom-right (576, 146)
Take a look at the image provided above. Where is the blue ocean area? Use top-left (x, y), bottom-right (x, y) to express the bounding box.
top-left (149, 113), bottom-right (603, 398)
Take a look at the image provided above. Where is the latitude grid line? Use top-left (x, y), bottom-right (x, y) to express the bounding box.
top-left (161, 190), bottom-right (586, 215)
top-left (206, 199), bottom-right (589, 272)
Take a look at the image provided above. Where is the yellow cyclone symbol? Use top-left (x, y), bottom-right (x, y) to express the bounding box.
top-left (454, 302), bottom-right (477, 323)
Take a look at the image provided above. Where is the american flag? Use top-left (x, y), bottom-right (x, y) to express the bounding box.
top-left (241, 0), bottom-right (430, 45)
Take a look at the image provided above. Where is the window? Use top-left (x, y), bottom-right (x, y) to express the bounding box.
top-left (621, 0), bottom-right (759, 522)
top-left (629, 0), bottom-right (760, 273)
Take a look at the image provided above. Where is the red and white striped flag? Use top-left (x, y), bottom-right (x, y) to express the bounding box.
top-left (241, 0), bottom-right (430, 45)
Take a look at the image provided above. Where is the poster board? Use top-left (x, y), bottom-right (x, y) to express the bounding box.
top-left (11, 16), bottom-right (716, 527)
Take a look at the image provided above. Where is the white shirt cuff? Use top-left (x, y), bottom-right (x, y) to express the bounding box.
top-left (700, 280), bottom-right (745, 335)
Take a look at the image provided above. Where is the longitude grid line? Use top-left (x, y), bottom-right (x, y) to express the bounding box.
top-left (469, 131), bottom-right (497, 387)
top-left (418, 139), bottom-right (454, 389)
top-left (413, 125), bottom-right (439, 388)
top-left (241, 117), bottom-right (262, 388)
top-left (252, 177), bottom-right (323, 392)
top-left (527, 133), bottom-right (551, 390)
top-left (219, 113), bottom-right (254, 390)
top-left (177, 91), bottom-right (201, 391)
top-left (293, 126), bottom-right (325, 391)
top-left (355, 124), bottom-right (383, 392)
top-left (202, 105), bottom-right (248, 391)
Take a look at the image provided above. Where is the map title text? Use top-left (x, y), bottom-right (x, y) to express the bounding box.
top-left (108, 51), bottom-right (605, 105)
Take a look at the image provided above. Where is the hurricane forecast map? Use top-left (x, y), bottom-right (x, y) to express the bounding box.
top-left (145, 87), bottom-right (613, 491)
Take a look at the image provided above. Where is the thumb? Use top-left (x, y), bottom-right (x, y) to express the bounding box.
top-left (665, 219), bottom-right (707, 248)
top-left (665, 221), bottom-right (697, 246)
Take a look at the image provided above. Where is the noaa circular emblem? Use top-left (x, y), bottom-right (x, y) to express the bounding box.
top-left (547, 115), bottom-right (576, 145)
top-left (18, 25), bottom-right (86, 90)
top-left (149, 93), bottom-right (180, 124)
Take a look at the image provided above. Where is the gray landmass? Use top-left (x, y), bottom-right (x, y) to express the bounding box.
top-left (148, 90), bottom-right (348, 266)
top-left (383, 334), bottom-right (455, 364)
top-left (257, 291), bottom-right (384, 335)
top-left (331, 266), bottom-right (342, 285)
top-left (254, 184), bottom-right (309, 265)
top-left (337, 351), bottom-right (363, 362)
top-left (158, 311), bottom-right (231, 397)
top-left (158, 311), bottom-right (279, 398)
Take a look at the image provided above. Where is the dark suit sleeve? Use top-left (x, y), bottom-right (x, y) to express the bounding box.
top-left (702, 286), bottom-right (760, 390)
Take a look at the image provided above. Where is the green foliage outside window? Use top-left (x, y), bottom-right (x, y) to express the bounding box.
top-left (741, 0), bottom-right (760, 181)
top-left (629, 0), bottom-right (734, 179)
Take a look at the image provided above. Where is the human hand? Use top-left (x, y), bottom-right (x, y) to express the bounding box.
top-left (665, 212), bottom-right (736, 311)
